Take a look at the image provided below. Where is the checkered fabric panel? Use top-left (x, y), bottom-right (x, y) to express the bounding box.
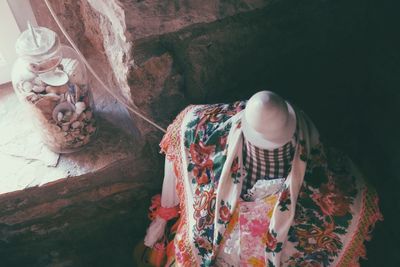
top-left (241, 138), bottom-right (295, 197)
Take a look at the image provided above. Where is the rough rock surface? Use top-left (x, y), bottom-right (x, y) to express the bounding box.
top-left (31, 0), bottom-right (273, 137)
top-left (0, 157), bottom-right (161, 267)
top-left (30, 0), bottom-right (139, 136)
top-left (122, 0), bottom-right (270, 39)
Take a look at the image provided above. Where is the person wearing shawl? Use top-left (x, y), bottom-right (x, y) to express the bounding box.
top-left (142, 91), bottom-right (382, 267)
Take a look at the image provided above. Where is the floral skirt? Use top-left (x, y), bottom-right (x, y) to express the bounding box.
top-left (216, 179), bottom-right (284, 267)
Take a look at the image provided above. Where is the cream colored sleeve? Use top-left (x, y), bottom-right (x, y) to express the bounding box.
top-left (144, 159), bottom-right (179, 247)
top-left (161, 159), bottom-right (180, 207)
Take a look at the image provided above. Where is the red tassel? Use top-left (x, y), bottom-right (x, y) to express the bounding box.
top-left (148, 241), bottom-right (167, 267)
top-left (148, 194), bottom-right (179, 221)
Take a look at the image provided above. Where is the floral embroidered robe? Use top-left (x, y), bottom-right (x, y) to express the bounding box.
top-left (160, 101), bottom-right (382, 267)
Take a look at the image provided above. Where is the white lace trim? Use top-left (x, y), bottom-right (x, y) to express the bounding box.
top-left (242, 178), bottom-right (285, 201)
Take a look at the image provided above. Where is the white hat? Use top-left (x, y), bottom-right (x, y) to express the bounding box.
top-left (241, 91), bottom-right (297, 150)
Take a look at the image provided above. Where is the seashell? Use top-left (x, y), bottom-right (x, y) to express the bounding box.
top-left (52, 102), bottom-right (75, 122)
top-left (35, 96), bottom-right (59, 120)
top-left (67, 83), bottom-right (75, 92)
top-left (71, 130), bottom-right (81, 137)
top-left (71, 112), bottom-right (79, 122)
top-left (22, 81), bottom-right (33, 92)
top-left (26, 93), bottom-right (40, 103)
top-left (59, 93), bottom-right (66, 102)
top-left (44, 93), bottom-right (61, 101)
top-left (85, 110), bottom-right (93, 120)
top-left (20, 70), bottom-right (36, 81)
top-left (50, 125), bottom-right (62, 132)
top-left (71, 121), bottom-right (82, 129)
top-left (60, 58), bottom-right (76, 74)
top-left (78, 112), bottom-right (86, 121)
top-left (60, 58), bottom-right (72, 69)
top-left (74, 85), bottom-right (81, 103)
top-left (17, 81), bottom-right (24, 90)
top-left (39, 69), bottom-right (68, 86)
top-left (32, 85), bottom-right (45, 93)
top-left (66, 93), bottom-right (75, 105)
top-left (45, 85), bottom-right (68, 95)
top-left (28, 63), bottom-right (39, 73)
top-left (57, 112), bottom-right (64, 122)
top-left (63, 112), bottom-right (72, 121)
top-left (65, 135), bottom-right (75, 142)
top-left (62, 121), bottom-right (72, 127)
top-left (29, 57), bottom-right (62, 73)
top-left (61, 58), bottom-right (84, 84)
top-left (61, 125), bottom-right (70, 132)
top-left (65, 84), bottom-right (82, 106)
top-left (33, 77), bottom-right (46, 86)
top-left (75, 102), bottom-right (86, 115)
top-left (63, 113), bottom-right (77, 123)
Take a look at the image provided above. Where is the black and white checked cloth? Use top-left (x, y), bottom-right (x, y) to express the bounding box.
top-left (241, 137), bottom-right (296, 198)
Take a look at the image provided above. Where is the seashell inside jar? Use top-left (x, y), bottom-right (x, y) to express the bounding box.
top-left (24, 78), bottom-right (97, 153)
top-left (12, 26), bottom-right (97, 153)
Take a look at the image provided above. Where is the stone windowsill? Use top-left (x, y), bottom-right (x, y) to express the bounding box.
top-left (0, 84), bottom-right (138, 194)
top-left (0, 83), bottom-right (162, 265)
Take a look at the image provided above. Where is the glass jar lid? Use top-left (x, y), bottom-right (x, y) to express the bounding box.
top-left (15, 26), bottom-right (58, 58)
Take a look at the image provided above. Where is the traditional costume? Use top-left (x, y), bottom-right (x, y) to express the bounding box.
top-left (144, 101), bottom-right (382, 267)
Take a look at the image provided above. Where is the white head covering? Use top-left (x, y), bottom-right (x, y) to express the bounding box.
top-left (242, 91), bottom-right (297, 149)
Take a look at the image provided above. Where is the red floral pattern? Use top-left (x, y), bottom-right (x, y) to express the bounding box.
top-left (159, 102), bottom-right (381, 267)
top-left (286, 145), bottom-right (360, 266)
top-left (263, 227), bottom-right (283, 255)
top-left (278, 186), bottom-right (291, 211)
top-left (189, 142), bottom-right (215, 185)
top-left (230, 157), bottom-right (241, 184)
top-left (219, 205), bottom-right (231, 222)
top-left (264, 231), bottom-right (278, 251)
top-left (312, 181), bottom-right (352, 217)
top-left (193, 188), bottom-right (216, 231)
top-left (295, 222), bottom-right (341, 255)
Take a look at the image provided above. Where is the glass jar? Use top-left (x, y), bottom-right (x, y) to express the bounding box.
top-left (11, 26), bottom-right (97, 153)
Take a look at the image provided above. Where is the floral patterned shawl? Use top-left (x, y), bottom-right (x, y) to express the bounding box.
top-left (160, 102), bottom-right (381, 267)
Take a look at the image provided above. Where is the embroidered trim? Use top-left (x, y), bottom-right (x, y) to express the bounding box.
top-left (337, 184), bottom-right (383, 267)
top-left (160, 105), bottom-right (194, 163)
top-left (160, 105), bottom-right (197, 266)
top-left (160, 103), bottom-right (382, 266)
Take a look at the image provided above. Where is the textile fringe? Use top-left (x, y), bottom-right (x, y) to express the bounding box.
top-left (160, 105), bottom-right (193, 178)
top-left (160, 105), bottom-right (197, 266)
top-left (337, 185), bottom-right (383, 267)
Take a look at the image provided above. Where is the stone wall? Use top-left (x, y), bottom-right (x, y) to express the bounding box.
top-left (12, 0), bottom-right (400, 265)
top-left (30, 0), bottom-right (274, 138)
top-left (0, 156), bottom-right (161, 266)
top-left (30, 0), bottom-right (140, 136)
